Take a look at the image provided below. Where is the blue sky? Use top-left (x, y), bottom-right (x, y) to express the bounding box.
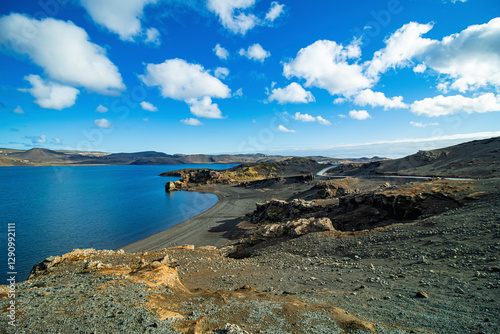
top-left (0, 0), bottom-right (499, 158)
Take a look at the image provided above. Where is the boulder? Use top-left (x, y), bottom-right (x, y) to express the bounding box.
top-left (165, 181), bottom-right (176, 192)
top-left (251, 217), bottom-right (335, 243)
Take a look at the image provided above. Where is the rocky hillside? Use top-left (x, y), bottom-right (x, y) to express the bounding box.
top-left (326, 136), bottom-right (500, 179)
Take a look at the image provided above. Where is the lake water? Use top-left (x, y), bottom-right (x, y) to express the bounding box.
top-left (0, 164), bottom-right (236, 282)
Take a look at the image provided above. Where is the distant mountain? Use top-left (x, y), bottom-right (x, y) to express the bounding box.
top-left (8, 148), bottom-right (74, 164)
top-left (327, 137), bottom-right (500, 179)
top-left (0, 148), bottom-right (393, 167)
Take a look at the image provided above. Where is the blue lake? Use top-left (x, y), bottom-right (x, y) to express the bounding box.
top-left (0, 164), bottom-right (236, 282)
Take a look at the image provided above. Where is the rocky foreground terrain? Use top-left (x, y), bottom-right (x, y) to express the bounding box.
top-left (2, 177), bottom-right (499, 333)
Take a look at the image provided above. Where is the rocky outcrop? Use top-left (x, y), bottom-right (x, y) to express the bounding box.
top-left (248, 199), bottom-right (321, 224)
top-left (315, 178), bottom-right (360, 198)
top-left (165, 181), bottom-right (177, 192)
top-left (338, 189), bottom-right (461, 221)
top-left (250, 217), bottom-right (335, 243)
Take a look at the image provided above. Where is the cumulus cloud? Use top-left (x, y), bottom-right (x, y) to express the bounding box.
top-left (140, 101), bottom-right (158, 112)
top-left (214, 44), bottom-right (229, 60)
top-left (140, 58), bottom-right (230, 100)
top-left (365, 18), bottom-right (500, 93)
top-left (20, 75), bottom-right (79, 110)
top-left (366, 22), bottom-right (435, 79)
top-left (265, 2), bottom-right (284, 22)
top-left (268, 83), bottom-right (314, 104)
top-left (293, 112), bottom-right (316, 122)
top-left (181, 118), bottom-right (204, 126)
top-left (26, 134), bottom-right (46, 145)
top-left (410, 93), bottom-right (500, 117)
top-left (207, 0), bottom-right (259, 35)
top-left (353, 89), bottom-right (408, 110)
top-left (214, 67), bottom-right (230, 79)
top-left (186, 97), bottom-right (224, 119)
top-left (140, 59), bottom-right (231, 119)
top-left (293, 112), bottom-right (331, 125)
top-left (239, 44), bottom-right (270, 62)
top-left (145, 27), bottom-right (161, 45)
top-left (94, 118), bottom-right (113, 128)
top-left (419, 18), bottom-right (500, 92)
top-left (277, 124), bottom-right (296, 133)
top-left (283, 40), bottom-right (371, 97)
top-left (0, 13), bottom-right (125, 94)
top-left (317, 116), bottom-right (331, 125)
top-left (96, 105), bottom-right (108, 113)
top-left (410, 121), bottom-right (439, 127)
top-left (13, 106), bottom-right (24, 114)
top-left (349, 109), bottom-right (372, 120)
top-left (79, 0), bottom-right (158, 42)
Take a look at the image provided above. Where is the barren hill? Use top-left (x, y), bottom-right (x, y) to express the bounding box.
top-left (8, 148), bottom-right (74, 164)
top-left (328, 136), bottom-right (500, 179)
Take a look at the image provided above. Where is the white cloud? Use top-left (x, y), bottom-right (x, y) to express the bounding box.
top-left (214, 67), bottom-right (230, 79)
top-left (316, 116), bottom-right (331, 125)
top-left (413, 64), bottom-right (427, 73)
top-left (21, 75), bottom-right (79, 110)
top-left (140, 101), bottom-right (158, 112)
top-left (140, 58), bottom-right (231, 100)
top-left (293, 112), bottom-right (316, 122)
top-left (143, 117), bottom-right (149, 122)
top-left (13, 106), bottom-right (24, 114)
top-left (333, 97), bottom-right (347, 105)
top-left (265, 2), bottom-right (284, 22)
top-left (181, 118), bottom-right (204, 126)
top-left (96, 105), bottom-right (108, 113)
top-left (239, 43), bottom-right (270, 62)
top-left (364, 18), bottom-right (500, 93)
top-left (26, 134), bottom-right (46, 145)
top-left (214, 44), bottom-right (229, 60)
top-left (145, 27), bottom-right (161, 45)
top-left (277, 124), bottom-right (296, 133)
top-left (94, 118), bottom-right (113, 128)
top-left (353, 89), bottom-right (408, 110)
top-left (338, 114), bottom-right (347, 118)
top-left (268, 82), bottom-right (314, 104)
top-left (419, 17), bottom-right (500, 92)
top-left (0, 14), bottom-right (125, 94)
top-left (283, 40), bottom-right (371, 97)
top-left (234, 88), bottom-right (243, 97)
top-left (52, 138), bottom-right (62, 145)
top-left (140, 59), bottom-right (231, 119)
top-left (293, 112), bottom-right (331, 125)
top-left (79, 0), bottom-right (157, 41)
top-left (410, 93), bottom-right (500, 117)
top-left (207, 0), bottom-right (259, 35)
top-left (186, 97), bottom-right (224, 119)
top-left (349, 109), bottom-right (372, 120)
top-left (410, 121), bottom-right (439, 127)
top-left (366, 22), bottom-right (435, 79)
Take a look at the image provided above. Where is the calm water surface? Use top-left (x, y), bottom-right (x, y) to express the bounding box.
top-left (0, 164), bottom-right (236, 282)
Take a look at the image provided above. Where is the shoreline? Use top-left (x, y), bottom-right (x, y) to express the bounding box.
top-left (121, 185), bottom-right (256, 252)
top-left (121, 178), bottom-right (315, 253)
